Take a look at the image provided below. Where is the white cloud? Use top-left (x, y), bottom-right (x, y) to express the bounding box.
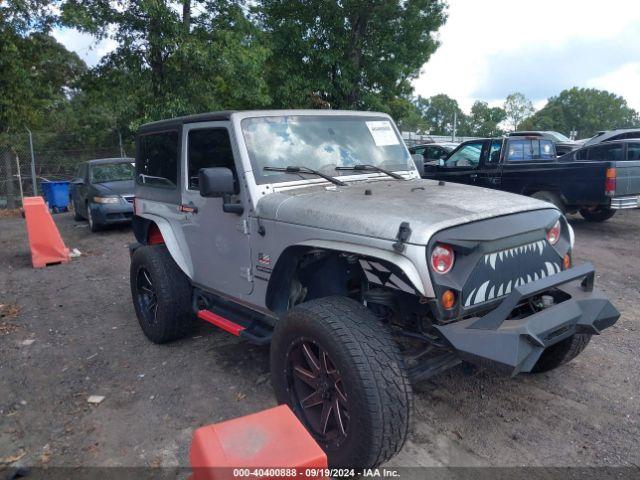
top-left (52, 28), bottom-right (117, 67)
top-left (413, 0), bottom-right (640, 112)
top-left (586, 62), bottom-right (640, 111)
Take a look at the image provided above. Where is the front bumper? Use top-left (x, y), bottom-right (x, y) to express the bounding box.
top-left (434, 262), bottom-right (619, 375)
top-left (89, 201), bottom-right (134, 225)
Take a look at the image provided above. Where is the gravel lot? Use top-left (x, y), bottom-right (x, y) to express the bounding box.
top-left (1, 210), bottom-right (638, 469)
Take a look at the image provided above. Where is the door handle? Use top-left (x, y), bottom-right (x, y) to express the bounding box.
top-left (179, 203), bottom-right (198, 214)
top-left (470, 173), bottom-right (478, 179)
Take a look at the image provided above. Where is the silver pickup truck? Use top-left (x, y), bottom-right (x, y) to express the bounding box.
top-left (128, 110), bottom-right (619, 468)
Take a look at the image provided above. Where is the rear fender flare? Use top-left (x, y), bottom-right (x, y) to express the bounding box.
top-left (135, 213), bottom-right (194, 279)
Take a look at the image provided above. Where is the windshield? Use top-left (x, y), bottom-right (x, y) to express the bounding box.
top-left (546, 131), bottom-right (571, 142)
top-left (91, 162), bottom-right (134, 183)
top-left (241, 115), bottom-right (412, 184)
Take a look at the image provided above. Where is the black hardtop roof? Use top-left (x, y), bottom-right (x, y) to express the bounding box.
top-left (138, 111), bottom-right (235, 133)
top-left (85, 157), bottom-right (134, 165)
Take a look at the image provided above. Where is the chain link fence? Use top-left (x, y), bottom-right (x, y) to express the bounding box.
top-left (0, 132), bottom-right (128, 209)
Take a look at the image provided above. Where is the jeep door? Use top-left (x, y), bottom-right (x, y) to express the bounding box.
top-left (179, 122), bottom-right (253, 296)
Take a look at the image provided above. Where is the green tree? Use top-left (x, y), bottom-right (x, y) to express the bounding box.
top-left (61, 0), bottom-right (271, 127)
top-left (503, 92), bottom-right (534, 131)
top-left (259, 0), bottom-right (447, 110)
top-left (467, 101), bottom-right (505, 137)
top-left (415, 94), bottom-right (466, 136)
top-left (520, 87), bottom-right (640, 138)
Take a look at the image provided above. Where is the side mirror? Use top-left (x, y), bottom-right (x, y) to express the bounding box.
top-left (411, 154), bottom-right (425, 177)
top-left (438, 158), bottom-right (445, 166)
top-left (199, 167), bottom-right (236, 198)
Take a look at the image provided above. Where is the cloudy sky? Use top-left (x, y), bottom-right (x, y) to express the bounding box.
top-left (53, 0), bottom-right (640, 113)
top-left (413, 0), bottom-right (640, 112)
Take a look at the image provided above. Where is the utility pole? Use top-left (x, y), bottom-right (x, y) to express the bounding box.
top-left (118, 131), bottom-right (125, 158)
top-left (452, 112), bottom-right (457, 142)
top-left (26, 127), bottom-right (37, 195)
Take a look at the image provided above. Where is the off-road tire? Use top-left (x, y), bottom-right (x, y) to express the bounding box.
top-left (270, 296), bottom-right (412, 468)
top-left (130, 245), bottom-right (194, 343)
top-left (579, 207), bottom-right (616, 222)
top-left (531, 333), bottom-right (591, 373)
top-left (531, 191), bottom-right (565, 213)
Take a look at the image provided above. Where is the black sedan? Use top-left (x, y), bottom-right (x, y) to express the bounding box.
top-left (70, 158), bottom-right (135, 231)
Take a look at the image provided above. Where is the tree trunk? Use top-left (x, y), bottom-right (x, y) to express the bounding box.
top-left (3, 148), bottom-right (16, 209)
top-left (182, 0), bottom-right (191, 32)
top-left (344, 12), bottom-right (368, 108)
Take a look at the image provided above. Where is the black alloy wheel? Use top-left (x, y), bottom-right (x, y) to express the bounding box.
top-left (286, 339), bottom-right (349, 445)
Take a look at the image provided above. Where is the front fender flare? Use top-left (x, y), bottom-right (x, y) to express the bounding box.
top-left (294, 239), bottom-right (427, 296)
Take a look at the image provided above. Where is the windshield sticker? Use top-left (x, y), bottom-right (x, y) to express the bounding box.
top-left (366, 121), bottom-right (400, 147)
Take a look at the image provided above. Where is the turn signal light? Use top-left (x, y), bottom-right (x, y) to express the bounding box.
top-left (547, 220), bottom-right (561, 245)
top-left (563, 253), bottom-right (571, 270)
top-left (430, 244), bottom-right (455, 274)
top-left (441, 290), bottom-right (456, 309)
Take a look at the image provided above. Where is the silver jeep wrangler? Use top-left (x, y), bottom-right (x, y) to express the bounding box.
top-left (129, 110), bottom-right (619, 468)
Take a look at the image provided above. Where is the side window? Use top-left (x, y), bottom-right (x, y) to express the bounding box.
top-left (425, 146), bottom-right (442, 159)
top-left (487, 140), bottom-right (502, 163)
top-left (411, 146), bottom-right (425, 156)
top-left (444, 141), bottom-right (483, 168)
top-left (589, 143), bottom-right (624, 161)
top-left (576, 148), bottom-right (589, 161)
top-left (627, 143), bottom-right (640, 160)
top-left (187, 128), bottom-right (236, 190)
top-left (625, 132), bottom-right (640, 140)
top-left (137, 131), bottom-right (179, 188)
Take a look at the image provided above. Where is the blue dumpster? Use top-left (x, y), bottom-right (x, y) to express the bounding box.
top-left (40, 181), bottom-right (70, 213)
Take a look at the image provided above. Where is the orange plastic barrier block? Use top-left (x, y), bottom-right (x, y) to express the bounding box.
top-left (22, 196), bottom-right (70, 268)
top-left (190, 405), bottom-right (327, 480)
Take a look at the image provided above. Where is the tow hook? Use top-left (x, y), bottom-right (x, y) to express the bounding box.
top-left (538, 295), bottom-right (555, 309)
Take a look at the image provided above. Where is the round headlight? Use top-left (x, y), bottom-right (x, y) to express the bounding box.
top-left (547, 220), bottom-right (561, 245)
top-left (430, 244), bottom-right (455, 274)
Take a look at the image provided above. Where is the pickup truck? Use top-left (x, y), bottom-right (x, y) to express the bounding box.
top-left (423, 136), bottom-right (640, 222)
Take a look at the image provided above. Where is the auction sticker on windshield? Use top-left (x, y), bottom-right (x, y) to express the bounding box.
top-left (366, 121), bottom-right (400, 146)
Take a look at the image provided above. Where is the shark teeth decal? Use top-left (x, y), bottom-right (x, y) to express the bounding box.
top-left (463, 239), bottom-right (562, 307)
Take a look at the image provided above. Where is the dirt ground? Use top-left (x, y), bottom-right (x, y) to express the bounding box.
top-left (0, 210), bottom-right (638, 469)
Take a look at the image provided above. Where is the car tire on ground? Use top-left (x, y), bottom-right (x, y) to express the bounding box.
top-left (270, 296), bottom-right (412, 468)
top-left (531, 191), bottom-right (565, 213)
top-left (72, 200), bottom-right (83, 221)
top-left (579, 207), bottom-right (616, 222)
top-left (530, 333), bottom-right (591, 374)
top-left (86, 203), bottom-right (100, 232)
top-left (130, 245), bottom-right (194, 344)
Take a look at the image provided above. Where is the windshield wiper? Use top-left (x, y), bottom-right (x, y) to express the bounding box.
top-left (335, 164), bottom-right (405, 180)
top-left (264, 166), bottom-right (347, 186)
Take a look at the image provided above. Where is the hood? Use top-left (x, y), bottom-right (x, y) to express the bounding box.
top-left (256, 179), bottom-right (555, 245)
top-left (94, 180), bottom-right (134, 196)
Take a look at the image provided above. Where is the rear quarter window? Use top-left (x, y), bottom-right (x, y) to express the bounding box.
top-left (627, 143), bottom-right (640, 160)
top-left (588, 143), bottom-right (624, 161)
top-left (137, 130), bottom-right (179, 188)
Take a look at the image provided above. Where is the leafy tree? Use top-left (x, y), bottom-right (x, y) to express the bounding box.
top-left (61, 0), bottom-right (271, 127)
top-left (415, 94), bottom-right (465, 136)
top-left (519, 87), bottom-right (640, 138)
top-left (467, 101), bottom-right (505, 137)
top-left (259, 0), bottom-right (447, 110)
top-left (503, 92), bottom-right (534, 131)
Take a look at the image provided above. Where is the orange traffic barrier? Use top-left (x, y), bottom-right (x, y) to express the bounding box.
top-left (190, 405), bottom-right (327, 480)
top-left (22, 196), bottom-right (70, 268)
